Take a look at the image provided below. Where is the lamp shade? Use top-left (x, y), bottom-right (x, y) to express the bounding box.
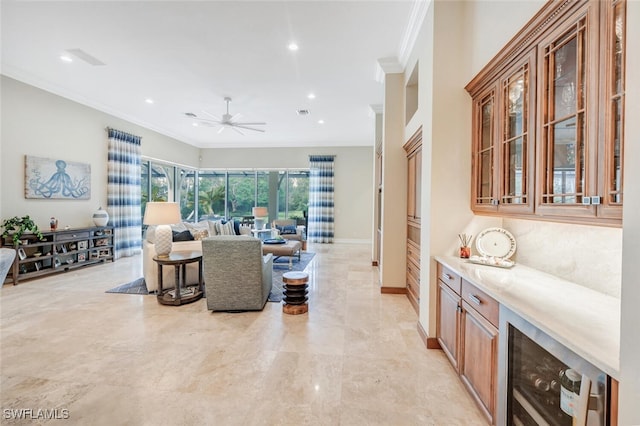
top-left (252, 207), bottom-right (268, 217)
top-left (143, 202), bottom-right (181, 225)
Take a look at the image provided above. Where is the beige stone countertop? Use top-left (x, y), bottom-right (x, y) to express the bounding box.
top-left (434, 256), bottom-right (620, 379)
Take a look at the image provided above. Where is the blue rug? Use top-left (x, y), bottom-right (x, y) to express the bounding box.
top-left (105, 277), bottom-right (149, 294)
top-left (105, 252), bottom-right (315, 302)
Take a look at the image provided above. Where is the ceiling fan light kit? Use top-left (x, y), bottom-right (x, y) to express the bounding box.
top-left (185, 97), bottom-right (266, 135)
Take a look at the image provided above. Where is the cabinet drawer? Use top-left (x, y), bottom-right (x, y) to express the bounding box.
top-left (56, 231), bottom-right (90, 241)
top-left (407, 261), bottom-right (420, 285)
top-left (407, 270), bottom-right (420, 301)
top-left (462, 279), bottom-right (499, 328)
top-left (437, 263), bottom-right (461, 295)
top-left (407, 242), bottom-right (420, 267)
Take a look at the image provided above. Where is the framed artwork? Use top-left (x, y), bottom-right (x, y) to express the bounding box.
top-left (24, 155), bottom-right (91, 200)
top-left (90, 251), bottom-right (99, 260)
top-left (99, 249), bottom-right (110, 257)
top-left (78, 241), bottom-right (88, 250)
top-left (77, 253), bottom-right (86, 262)
top-left (54, 258), bottom-right (62, 268)
top-left (17, 248), bottom-right (27, 260)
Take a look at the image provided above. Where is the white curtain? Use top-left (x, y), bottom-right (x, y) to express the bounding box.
top-left (107, 128), bottom-right (142, 259)
top-left (307, 155), bottom-right (335, 243)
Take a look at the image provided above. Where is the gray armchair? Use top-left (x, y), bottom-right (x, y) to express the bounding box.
top-left (1, 248), bottom-right (17, 286)
top-left (202, 236), bottom-right (273, 311)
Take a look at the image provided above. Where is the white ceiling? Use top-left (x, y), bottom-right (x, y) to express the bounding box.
top-left (1, 1), bottom-right (419, 149)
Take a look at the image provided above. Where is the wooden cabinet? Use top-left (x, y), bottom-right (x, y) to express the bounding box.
top-left (404, 127), bottom-right (422, 313)
top-left (436, 262), bottom-right (499, 424)
top-left (471, 50), bottom-right (536, 214)
top-left (467, 0), bottom-right (626, 225)
top-left (437, 279), bottom-right (461, 370)
top-left (459, 281), bottom-right (499, 424)
top-left (2, 226), bottom-right (115, 285)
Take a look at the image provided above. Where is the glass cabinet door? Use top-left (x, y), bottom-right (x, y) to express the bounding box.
top-left (499, 52), bottom-right (535, 214)
top-left (473, 91), bottom-right (496, 210)
top-left (601, 0), bottom-right (625, 218)
top-left (537, 7), bottom-right (599, 219)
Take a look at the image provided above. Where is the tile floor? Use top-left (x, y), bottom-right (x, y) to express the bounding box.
top-left (1, 243), bottom-right (486, 425)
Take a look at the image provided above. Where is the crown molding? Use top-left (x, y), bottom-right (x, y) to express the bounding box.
top-left (398, 0), bottom-right (430, 68)
top-left (375, 57), bottom-right (403, 83)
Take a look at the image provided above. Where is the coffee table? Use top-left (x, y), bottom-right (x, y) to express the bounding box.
top-left (261, 240), bottom-right (302, 269)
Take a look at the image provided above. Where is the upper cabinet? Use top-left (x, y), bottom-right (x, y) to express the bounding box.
top-left (467, 0), bottom-right (626, 226)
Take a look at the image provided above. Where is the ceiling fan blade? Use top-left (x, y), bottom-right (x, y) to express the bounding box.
top-left (201, 110), bottom-right (221, 121)
top-left (232, 124), bottom-right (266, 133)
top-left (233, 122), bottom-right (266, 126)
top-left (217, 126), bottom-right (225, 134)
top-left (230, 113), bottom-right (242, 121)
top-left (231, 127), bottom-right (244, 135)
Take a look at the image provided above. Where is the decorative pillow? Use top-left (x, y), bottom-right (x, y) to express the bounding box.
top-left (185, 220), bottom-right (210, 239)
top-left (170, 222), bottom-right (188, 233)
top-left (145, 225), bottom-right (156, 243)
top-left (191, 229), bottom-right (209, 240)
top-left (172, 230), bottom-right (194, 241)
top-left (232, 219), bottom-right (241, 235)
top-left (277, 225), bottom-right (297, 235)
top-left (207, 220), bottom-right (221, 236)
top-left (216, 220), bottom-right (235, 236)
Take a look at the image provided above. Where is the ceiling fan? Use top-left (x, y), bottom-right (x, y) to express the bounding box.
top-left (185, 97), bottom-right (266, 134)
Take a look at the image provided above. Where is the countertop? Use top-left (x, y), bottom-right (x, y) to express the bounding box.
top-left (434, 256), bottom-right (620, 379)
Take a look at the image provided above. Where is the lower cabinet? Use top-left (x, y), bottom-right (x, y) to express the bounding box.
top-left (436, 261), bottom-right (499, 425)
top-left (437, 281), bottom-right (460, 370)
top-left (460, 300), bottom-right (498, 424)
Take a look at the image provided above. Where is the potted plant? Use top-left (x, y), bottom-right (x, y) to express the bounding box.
top-left (1, 215), bottom-right (45, 246)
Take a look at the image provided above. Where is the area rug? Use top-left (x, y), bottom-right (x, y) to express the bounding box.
top-left (105, 252), bottom-right (315, 303)
top-left (268, 252), bottom-right (315, 302)
top-left (105, 277), bottom-right (149, 294)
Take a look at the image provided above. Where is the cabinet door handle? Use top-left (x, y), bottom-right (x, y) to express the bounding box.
top-left (444, 273), bottom-right (452, 280)
top-left (469, 294), bottom-right (482, 305)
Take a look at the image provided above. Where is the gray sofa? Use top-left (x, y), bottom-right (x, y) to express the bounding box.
top-left (202, 236), bottom-right (273, 311)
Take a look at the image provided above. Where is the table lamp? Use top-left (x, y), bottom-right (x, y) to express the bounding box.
top-left (143, 202), bottom-right (181, 257)
top-left (252, 206), bottom-right (268, 230)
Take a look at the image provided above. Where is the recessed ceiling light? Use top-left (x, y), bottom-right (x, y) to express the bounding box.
top-left (307, 93), bottom-right (316, 100)
top-left (318, 120), bottom-right (325, 124)
top-left (145, 98), bottom-right (154, 104)
top-left (60, 55), bottom-right (73, 63)
top-left (288, 42), bottom-right (299, 51)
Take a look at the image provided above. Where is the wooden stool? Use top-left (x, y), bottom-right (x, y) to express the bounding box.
top-left (282, 271), bottom-right (309, 315)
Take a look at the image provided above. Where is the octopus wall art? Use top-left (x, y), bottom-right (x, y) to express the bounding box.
top-left (24, 155), bottom-right (91, 199)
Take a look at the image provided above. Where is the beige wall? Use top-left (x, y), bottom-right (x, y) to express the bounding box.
top-left (200, 146), bottom-right (373, 243)
top-left (379, 73), bottom-right (407, 288)
top-left (619, 0), bottom-right (640, 422)
top-left (0, 76), bottom-right (199, 229)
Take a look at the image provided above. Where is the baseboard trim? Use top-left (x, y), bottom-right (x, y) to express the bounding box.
top-left (417, 321), bottom-right (441, 350)
top-left (380, 286), bottom-right (407, 294)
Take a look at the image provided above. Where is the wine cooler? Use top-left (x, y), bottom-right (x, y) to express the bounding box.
top-left (497, 306), bottom-right (609, 426)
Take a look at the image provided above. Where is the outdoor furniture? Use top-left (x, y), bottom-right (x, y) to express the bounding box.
top-left (202, 236), bottom-right (273, 311)
top-left (261, 239), bottom-right (302, 269)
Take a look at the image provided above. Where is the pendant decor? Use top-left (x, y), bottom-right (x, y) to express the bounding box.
top-left (93, 207), bottom-right (109, 227)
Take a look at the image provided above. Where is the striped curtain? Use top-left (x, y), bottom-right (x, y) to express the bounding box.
top-left (107, 128), bottom-right (142, 259)
top-left (308, 155), bottom-right (335, 243)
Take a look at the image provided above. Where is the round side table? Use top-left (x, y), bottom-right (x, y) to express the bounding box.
top-left (282, 271), bottom-right (309, 315)
top-left (153, 250), bottom-right (203, 306)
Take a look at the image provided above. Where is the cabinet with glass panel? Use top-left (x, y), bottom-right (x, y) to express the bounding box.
top-left (467, 0), bottom-right (625, 225)
top-left (470, 51), bottom-right (535, 214)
